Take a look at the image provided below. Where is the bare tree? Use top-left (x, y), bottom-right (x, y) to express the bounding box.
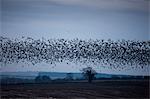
top-left (81, 67), bottom-right (97, 83)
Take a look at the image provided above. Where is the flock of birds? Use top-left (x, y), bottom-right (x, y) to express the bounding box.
top-left (0, 36), bottom-right (150, 70)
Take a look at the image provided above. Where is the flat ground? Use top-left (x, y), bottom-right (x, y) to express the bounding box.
top-left (1, 80), bottom-right (149, 99)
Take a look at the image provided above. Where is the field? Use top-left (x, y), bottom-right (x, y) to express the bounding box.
top-left (1, 80), bottom-right (149, 99)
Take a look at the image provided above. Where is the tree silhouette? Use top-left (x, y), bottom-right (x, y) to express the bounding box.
top-left (82, 67), bottom-right (97, 83)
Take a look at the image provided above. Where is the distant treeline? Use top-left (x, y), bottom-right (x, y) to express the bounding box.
top-left (1, 75), bottom-right (149, 84)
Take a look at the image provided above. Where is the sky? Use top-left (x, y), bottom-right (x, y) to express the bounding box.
top-left (0, 0), bottom-right (150, 75)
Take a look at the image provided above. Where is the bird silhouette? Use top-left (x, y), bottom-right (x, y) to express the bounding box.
top-left (0, 36), bottom-right (149, 70)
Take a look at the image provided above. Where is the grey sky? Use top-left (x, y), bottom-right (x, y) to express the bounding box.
top-left (1, 0), bottom-right (149, 40)
top-left (0, 0), bottom-right (149, 75)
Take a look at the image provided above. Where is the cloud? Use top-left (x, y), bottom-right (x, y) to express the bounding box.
top-left (50, 0), bottom-right (149, 12)
top-left (1, 0), bottom-right (148, 21)
top-left (2, 0), bottom-right (149, 12)
top-left (1, 0), bottom-right (149, 41)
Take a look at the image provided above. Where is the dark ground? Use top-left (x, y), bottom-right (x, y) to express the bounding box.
top-left (1, 80), bottom-right (149, 99)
